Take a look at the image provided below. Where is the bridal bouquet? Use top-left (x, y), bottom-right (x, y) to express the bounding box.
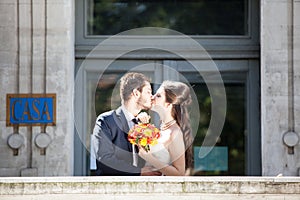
top-left (128, 122), bottom-right (160, 152)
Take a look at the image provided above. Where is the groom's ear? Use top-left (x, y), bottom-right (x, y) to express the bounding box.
top-left (132, 88), bottom-right (141, 98)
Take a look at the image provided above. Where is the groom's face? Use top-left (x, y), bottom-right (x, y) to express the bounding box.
top-left (137, 82), bottom-right (152, 110)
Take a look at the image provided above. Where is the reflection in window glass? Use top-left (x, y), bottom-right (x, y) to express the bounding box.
top-left (93, 75), bottom-right (246, 175)
top-left (94, 73), bottom-right (123, 114)
top-left (87, 0), bottom-right (248, 36)
top-left (192, 83), bottom-right (245, 175)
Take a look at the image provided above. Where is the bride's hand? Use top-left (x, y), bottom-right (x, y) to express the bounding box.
top-left (138, 145), bottom-right (152, 160)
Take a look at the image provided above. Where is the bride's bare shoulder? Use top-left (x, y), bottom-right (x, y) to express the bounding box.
top-left (170, 125), bottom-right (183, 139)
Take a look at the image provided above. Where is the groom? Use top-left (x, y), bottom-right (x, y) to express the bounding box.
top-left (91, 72), bottom-right (161, 176)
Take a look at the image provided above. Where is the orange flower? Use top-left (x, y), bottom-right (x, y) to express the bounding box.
top-left (128, 123), bottom-right (160, 152)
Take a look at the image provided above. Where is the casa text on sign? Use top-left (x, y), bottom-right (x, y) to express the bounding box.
top-left (6, 94), bottom-right (56, 126)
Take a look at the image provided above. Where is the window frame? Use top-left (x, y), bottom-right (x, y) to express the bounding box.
top-left (74, 0), bottom-right (260, 176)
top-left (74, 59), bottom-right (261, 176)
top-left (75, 0), bottom-right (259, 60)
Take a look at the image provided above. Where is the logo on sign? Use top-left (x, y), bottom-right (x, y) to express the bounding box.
top-left (6, 94), bottom-right (56, 126)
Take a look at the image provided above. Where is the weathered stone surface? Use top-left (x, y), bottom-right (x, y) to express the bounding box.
top-left (0, 0), bottom-right (74, 176)
top-left (0, 0), bottom-right (300, 178)
top-left (261, 0), bottom-right (300, 176)
top-left (0, 177), bottom-right (299, 199)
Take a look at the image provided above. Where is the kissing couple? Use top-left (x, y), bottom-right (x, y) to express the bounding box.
top-left (92, 72), bottom-right (193, 176)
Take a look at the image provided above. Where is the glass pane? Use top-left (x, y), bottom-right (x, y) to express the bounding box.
top-left (86, 61), bottom-right (247, 175)
top-left (191, 83), bottom-right (246, 175)
top-left (95, 73), bottom-right (123, 114)
top-left (92, 78), bottom-right (246, 175)
top-left (87, 0), bottom-right (248, 36)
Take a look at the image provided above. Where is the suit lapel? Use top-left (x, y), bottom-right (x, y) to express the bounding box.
top-left (114, 107), bottom-right (132, 152)
top-left (115, 106), bottom-right (130, 134)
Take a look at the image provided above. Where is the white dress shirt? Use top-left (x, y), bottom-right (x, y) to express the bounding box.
top-left (121, 105), bottom-right (138, 166)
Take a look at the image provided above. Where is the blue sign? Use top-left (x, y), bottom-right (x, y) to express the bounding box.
top-left (6, 94), bottom-right (56, 126)
top-left (194, 146), bottom-right (228, 171)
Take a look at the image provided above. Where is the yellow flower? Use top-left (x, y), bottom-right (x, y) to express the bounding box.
top-left (135, 127), bottom-right (141, 132)
top-left (128, 122), bottom-right (161, 152)
top-left (144, 128), bottom-right (152, 136)
top-left (140, 124), bottom-right (148, 128)
top-left (129, 139), bottom-right (135, 144)
top-left (150, 139), bottom-right (158, 146)
top-left (140, 138), bottom-right (147, 146)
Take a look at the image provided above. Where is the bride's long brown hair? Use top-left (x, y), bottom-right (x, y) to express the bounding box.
top-left (161, 81), bottom-right (194, 170)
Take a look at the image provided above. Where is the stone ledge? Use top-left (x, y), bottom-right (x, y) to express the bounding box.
top-left (0, 176), bottom-right (299, 196)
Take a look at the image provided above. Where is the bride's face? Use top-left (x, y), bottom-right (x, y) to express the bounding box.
top-left (151, 86), bottom-right (167, 114)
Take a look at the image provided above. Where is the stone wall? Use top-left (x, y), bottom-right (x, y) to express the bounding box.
top-left (0, 0), bottom-right (74, 176)
top-left (261, 0), bottom-right (300, 175)
top-left (0, 177), bottom-right (299, 200)
top-left (0, 0), bottom-right (300, 177)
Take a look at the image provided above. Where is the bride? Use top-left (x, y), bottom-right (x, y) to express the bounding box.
top-left (138, 81), bottom-right (194, 176)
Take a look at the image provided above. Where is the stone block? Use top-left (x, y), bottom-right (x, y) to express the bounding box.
top-left (0, 176), bottom-right (299, 199)
top-left (0, 27), bottom-right (16, 51)
top-left (0, 3), bottom-right (15, 28)
top-left (21, 168), bottom-right (38, 177)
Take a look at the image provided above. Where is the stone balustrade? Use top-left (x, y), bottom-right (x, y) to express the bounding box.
top-left (0, 176), bottom-right (299, 199)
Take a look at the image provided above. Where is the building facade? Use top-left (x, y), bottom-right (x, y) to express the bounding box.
top-left (0, 0), bottom-right (299, 176)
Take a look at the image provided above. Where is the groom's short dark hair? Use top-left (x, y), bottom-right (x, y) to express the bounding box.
top-left (120, 72), bottom-right (150, 103)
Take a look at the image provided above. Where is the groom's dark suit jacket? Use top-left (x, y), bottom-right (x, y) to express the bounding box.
top-left (91, 106), bottom-right (145, 175)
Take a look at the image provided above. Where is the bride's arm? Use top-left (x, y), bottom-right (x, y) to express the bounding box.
top-left (138, 129), bottom-right (186, 176)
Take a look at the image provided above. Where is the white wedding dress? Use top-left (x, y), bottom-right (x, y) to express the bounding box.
top-left (150, 142), bottom-right (171, 165)
top-left (147, 130), bottom-right (172, 166)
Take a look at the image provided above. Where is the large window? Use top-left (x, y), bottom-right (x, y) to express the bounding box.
top-left (74, 59), bottom-right (260, 176)
top-left (75, 0), bottom-right (260, 176)
top-left (86, 0), bottom-right (248, 36)
top-left (76, 0), bottom-right (258, 47)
